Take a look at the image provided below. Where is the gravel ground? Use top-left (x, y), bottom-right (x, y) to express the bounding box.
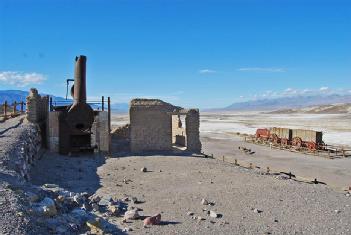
top-left (30, 152), bottom-right (351, 235)
top-left (201, 136), bottom-right (351, 190)
top-left (0, 117), bottom-right (34, 234)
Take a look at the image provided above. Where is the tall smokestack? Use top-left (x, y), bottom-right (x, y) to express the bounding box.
top-left (73, 55), bottom-right (87, 103)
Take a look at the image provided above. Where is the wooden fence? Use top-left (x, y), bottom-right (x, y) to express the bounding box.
top-left (0, 101), bottom-right (26, 122)
top-left (202, 152), bottom-right (350, 192)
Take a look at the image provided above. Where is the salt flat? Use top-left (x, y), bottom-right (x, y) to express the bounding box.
top-left (200, 112), bottom-right (351, 147)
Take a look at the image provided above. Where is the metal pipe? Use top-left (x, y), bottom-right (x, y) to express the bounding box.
top-left (73, 55), bottom-right (87, 104)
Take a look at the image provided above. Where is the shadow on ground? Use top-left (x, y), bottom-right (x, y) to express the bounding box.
top-left (29, 152), bottom-right (105, 194)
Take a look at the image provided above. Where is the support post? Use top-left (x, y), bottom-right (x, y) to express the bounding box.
top-left (108, 96), bottom-right (111, 154)
top-left (102, 96), bottom-right (105, 111)
top-left (20, 101), bottom-right (24, 113)
top-left (13, 101), bottom-right (17, 116)
top-left (49, 97), bottom-right (53, 111)
top-left (4, 101), bottom-right (7, 119)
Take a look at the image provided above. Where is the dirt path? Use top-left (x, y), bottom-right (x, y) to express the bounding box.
top-left (30, 152), bottom-right (351, 235)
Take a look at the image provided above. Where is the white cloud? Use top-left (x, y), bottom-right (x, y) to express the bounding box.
top-left (238, 67), bottom-right (286, 73)
top-left (252, 87), bottom-right (351, 100)
top-left (199, 69), bottom-right (216, 74)
top-left (319, 86), bottom-right (329, 91)
top-left (0, 71), bottom-right (46, 87)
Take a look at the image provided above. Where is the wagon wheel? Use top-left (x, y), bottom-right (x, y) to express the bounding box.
top-left (281, 138), bottom-right (288, 146)
top-left (292, 137), bottom-right (302, 148)
top-left (270, 134), bottom-right (279, 144)
top-left (307, 142), bottom-right (317, 151)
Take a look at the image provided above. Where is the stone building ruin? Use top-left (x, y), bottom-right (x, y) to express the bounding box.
top-left (128, 99), bottom-right (201, 153)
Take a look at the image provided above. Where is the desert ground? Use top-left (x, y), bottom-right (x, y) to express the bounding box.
top-left (24, 111), bottom-right (351, 234)
top-left (30, 152), bottom-right (351, 235)
top-left (112, 111), bottom-right (351, 189)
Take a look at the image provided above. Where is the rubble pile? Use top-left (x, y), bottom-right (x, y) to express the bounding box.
top-left (22, 184), bottom-right (161, 234)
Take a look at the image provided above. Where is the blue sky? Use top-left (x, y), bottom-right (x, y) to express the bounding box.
top-left (0, 0), bottom-right (350, 108)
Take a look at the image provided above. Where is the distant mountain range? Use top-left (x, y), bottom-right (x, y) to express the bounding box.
top-left (3, 90), bottom-right (350, 113)
top-left (267, 103), bottom-right (351, 114)
top-left (0, 90), bottom-right (129, 112)
top-left (220, 94), bottom-right (351, 111)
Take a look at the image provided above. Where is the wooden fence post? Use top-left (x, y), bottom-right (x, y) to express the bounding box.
top-left (102, 96), bottom-right (105, 111)
top-left (4, 101), bottom-right (7, 119)
top-left (20, 101), bottom-right (24, 113)
top-left (13, 101), bottom-right (17, 116)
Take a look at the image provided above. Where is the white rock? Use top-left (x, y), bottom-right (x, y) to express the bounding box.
top-left (123, 227), bottom-right (133, 232)
top-left (141, 167), bottom-right (147, 172)
top-left (124, 209), bottom-right (140, 220)
top-left (209, 210), bottom-right (218, 218)
top-left (253, 208), bottom-right (262, 213)
top-left (187, 211), bottom-right (194, 216)
top-left (201, 198), bottom-right (209, 205)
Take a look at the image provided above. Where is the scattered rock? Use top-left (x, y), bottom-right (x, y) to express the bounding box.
top-left (25, 191), bottom-right (39, 203)
top-left (201, 198), bottom-right (209, 205)
top-left (108, 205), bottom-right (119, 216)
top-left (253, 208), bottom-right (263, 214)
top-left (86, 218), bottom-right (103, 234)
top-left (124, 209), bottom-right (140, 220)
top-left (123, 227), bottom-right (133, 232)
top-left (70, 208), bottom-right (88, 223)
top-left (98, 198), bottom-right (110, 206)
top-left (209, 211), bottom-right (218, 218)
top-left (131, 196), bottom-right (138, 203)
top-left (187, 211), bottom-right (194, 216)
top-left (91, 203), bottom-right (99, 212)
top-left (68, 223), bottom-right (79, 232)
top-left (43, 184), bottom-right (59, 188)
top-left (89, 195), bottom-right (101, 203)
top-left (334, 209), bottom-right (341, 214)
top-left (56, 195), bottom-right (65, 203)
top-left (141, 167), bottom-right (147, 172)
top-left (144, 213), bottom-right (161, 226)
top-left (197, 216), bottom-right (205, 221)
top-left (31, 197), bottom-right (57, 217)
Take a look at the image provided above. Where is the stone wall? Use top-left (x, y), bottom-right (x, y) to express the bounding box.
top-left (0, 118), bottom-right (42, 184)
top-left (129, 99), bottom-right (201, 153)
top-left (186, 109), bottom-right (202, 153)
top-left (91, 111), bottom-right (110, 152)
top-left (111, 124), bottom-right (130, 152)
top-left (26, 88), bottom-right (49, 124)
top-left (130, 109), bottom-right (172, 152)
top-left (130, 99), bottom-right (180, 153)
top-left (47, 112), bottom-right (59, 152)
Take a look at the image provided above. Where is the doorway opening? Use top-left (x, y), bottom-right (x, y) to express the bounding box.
top-left (172, 114), bottom-right (187, 151)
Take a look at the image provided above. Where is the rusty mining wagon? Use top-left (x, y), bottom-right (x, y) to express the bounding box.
top-left (255, 127), bottom-right (324, 151)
